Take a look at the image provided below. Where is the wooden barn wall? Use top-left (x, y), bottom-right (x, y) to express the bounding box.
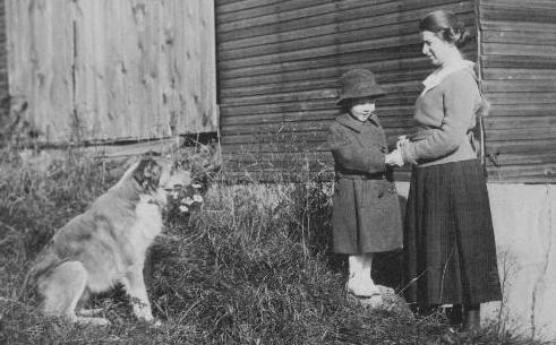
top-left (0, 0), bottom-right (8, 105)
top-left (216, 0), bottom-right (477, 182)
top-left (479, 0), bottom-right (556, 183)
top-left (6, 0), bottom-right (217, 144)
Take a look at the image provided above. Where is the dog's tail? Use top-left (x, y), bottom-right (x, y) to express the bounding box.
top-left (19, 249), bottom-right (64, 302)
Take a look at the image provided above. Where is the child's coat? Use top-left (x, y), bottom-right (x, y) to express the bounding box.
top-left (328, 113), bottom-right (403, 254)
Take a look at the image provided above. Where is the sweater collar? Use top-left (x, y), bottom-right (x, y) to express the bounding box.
top-left (336, 112), bottom-right (380, 132)
top-left (421, 60), bottom-right (476, 94)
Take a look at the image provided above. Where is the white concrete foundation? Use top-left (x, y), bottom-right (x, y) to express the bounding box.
top-left (396, 182), bottom-right (556, 341)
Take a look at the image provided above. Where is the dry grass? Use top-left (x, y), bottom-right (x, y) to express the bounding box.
top-left (0, 147), bottom-right (549, 345)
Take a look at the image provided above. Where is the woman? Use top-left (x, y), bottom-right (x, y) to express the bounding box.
top-left (386, 10), bottom-right (502, 331)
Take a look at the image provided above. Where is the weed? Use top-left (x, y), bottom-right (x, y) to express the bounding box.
top-left (0, 147), bottom-right (548, 345)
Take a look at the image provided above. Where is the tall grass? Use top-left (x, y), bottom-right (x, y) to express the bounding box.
top-left (0, 147), bottom-right (548, 345)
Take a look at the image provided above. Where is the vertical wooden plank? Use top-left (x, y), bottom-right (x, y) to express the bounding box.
top-left (74, 0), bottom-right (103, 141)
top-left (0, 0), bottom-right (8, 104)
top-left (6, 0), bottom-right (32, 106)
top-left (7, 0), bottom-right (74, 143)
top-left (7, 0), bottom-right (218, 143)
top-left (49, 0), bottom-right (74, 142)
top-left (199, 0), bottom-right (218, 132)
top-left (34, 0), bottom-right (54, 139)
top-left (116, 0), bottom-right (137, 139)
top-left (160, 0), bottom-right (182, 137)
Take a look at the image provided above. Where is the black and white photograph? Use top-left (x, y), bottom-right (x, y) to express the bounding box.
top-left (0, 1), bottom-right (555, 344)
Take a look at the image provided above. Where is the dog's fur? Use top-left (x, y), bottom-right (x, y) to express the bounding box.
top-left (27, 157), bottom-right (190, 325)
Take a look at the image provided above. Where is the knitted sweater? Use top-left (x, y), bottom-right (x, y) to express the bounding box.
top-left (402, 62), bottom-right (482, 167)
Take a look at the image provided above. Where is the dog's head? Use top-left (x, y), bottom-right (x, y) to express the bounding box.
top-left (132, 157), bottom-right (191, 193)
top-left (156, 159), bottom-right (192, 192)
top-left (117, 155), bottom-right (209, 216)
top-left (132, 158), bottom-right (163, 192)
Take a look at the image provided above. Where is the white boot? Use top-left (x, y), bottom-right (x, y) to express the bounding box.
top-left (347, 254), bottom-right (380, 297)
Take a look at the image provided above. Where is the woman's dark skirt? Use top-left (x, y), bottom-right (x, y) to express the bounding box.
top-left (403, 159), bottom-right (502, 307)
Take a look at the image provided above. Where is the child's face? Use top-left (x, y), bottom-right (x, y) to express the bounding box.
top-left (349, 97), bottom-right (376, 122)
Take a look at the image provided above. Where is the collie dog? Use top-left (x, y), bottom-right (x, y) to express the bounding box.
top-left (27, 157), bottom-right (190, 325)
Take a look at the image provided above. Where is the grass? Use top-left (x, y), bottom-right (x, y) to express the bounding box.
top-left (0, 146), bottom-right (549, 345)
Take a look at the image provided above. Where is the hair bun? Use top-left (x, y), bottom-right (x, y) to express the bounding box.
top-left (420, 10), bottom-right (471, 47)
top-left (452, 19), bottom-right (470, 47)
top-left (454, 28), bottom-right (471, 47)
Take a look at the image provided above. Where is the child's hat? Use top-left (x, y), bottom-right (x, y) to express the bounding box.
top-left (336, 69), bottom-right (385, 105)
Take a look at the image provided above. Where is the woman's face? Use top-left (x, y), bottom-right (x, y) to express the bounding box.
top-left (421, 30), bottom-right (453, 66)
top-left (349, 97), bottom-right (376, 122)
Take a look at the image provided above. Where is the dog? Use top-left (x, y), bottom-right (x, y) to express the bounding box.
top-left (26, 156), bottom-right (191, 325)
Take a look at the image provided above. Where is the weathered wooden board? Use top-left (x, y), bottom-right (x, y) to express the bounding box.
top-left (6, 0), bottom-right (217, 144)
top-left (6, 0), bottom-right (75, 142)
top-left (217, 0), bottom-right (555, 183)
top-left (479, 0), bottom-right (556, 182)
top-left (0, 0), bottom-right (8, 105)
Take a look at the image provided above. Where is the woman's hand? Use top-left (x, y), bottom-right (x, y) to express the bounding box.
top-left (385, 135), bottom-right (409, 167)
top-left (385, 149), bottom-right (404, 167)
top-left (396, 135), bottom-right (409, 150)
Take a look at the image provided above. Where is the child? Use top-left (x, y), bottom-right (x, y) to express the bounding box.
top-left (328, 69), bottom-right (403, 297)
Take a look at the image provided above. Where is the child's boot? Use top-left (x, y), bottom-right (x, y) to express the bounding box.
top-left (347, 254), bottom-right (379, 297)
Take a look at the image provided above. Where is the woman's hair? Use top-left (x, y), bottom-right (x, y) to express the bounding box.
top-left (419, 10), bottom-right (471, 47)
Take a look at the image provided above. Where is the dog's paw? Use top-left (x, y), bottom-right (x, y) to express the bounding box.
top-left (74, 316), bottom-right (111, 327)
top-left (91, 317), bottom-right (111, 327)
top-left (132, 303), bottom-right (154, 322)
top-left (77, 308), bottom-right (104, 317)
top-left (136, 315), bottom-right (162, 327)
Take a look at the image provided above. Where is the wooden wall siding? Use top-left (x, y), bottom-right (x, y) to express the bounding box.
top-left (479, 0), bottom-right (556, 182)
top-left (216, 0), bottom-right (477, 181)
top-left (6, 0), bottom-right (217, 144)
top-left (0, 0), bottom-right (7, 106)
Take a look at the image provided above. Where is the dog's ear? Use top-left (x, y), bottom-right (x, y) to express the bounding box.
top-left (133, 158), bottom-right (162, 192)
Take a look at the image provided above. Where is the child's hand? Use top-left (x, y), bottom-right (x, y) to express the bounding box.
top-left (385, 149), bottom-right (404, 167)
top-left (396, 135), bottom-right (409, 150)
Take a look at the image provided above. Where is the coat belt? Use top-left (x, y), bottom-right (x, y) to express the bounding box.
top-left (336, 172), bottom-right (387, 180)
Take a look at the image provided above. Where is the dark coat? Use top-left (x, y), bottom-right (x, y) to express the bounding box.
top-left (328, 113), bottom-right (403, 254)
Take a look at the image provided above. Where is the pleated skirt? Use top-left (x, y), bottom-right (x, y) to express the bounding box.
top-left (403, 159), bottom-right (502, 307)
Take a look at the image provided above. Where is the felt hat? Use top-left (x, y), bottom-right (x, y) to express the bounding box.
top-left (336, 69), bottom-right (386, 105)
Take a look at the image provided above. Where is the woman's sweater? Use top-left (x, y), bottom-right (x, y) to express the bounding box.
top-left (402, 62), bottom-right (482, 167)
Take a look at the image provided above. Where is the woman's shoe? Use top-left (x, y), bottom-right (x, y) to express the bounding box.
top-left (462, 305), bottom-right (481, 331)
top-left (445, 304), bottom-right (463, 328)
